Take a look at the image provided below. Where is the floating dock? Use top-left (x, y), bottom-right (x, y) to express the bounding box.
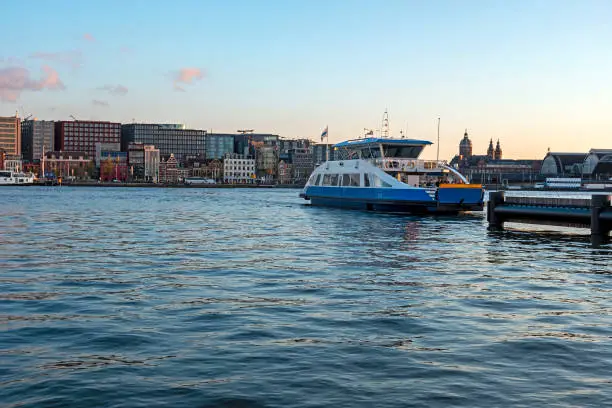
top-left (487, 192), bottom-right (611, 243)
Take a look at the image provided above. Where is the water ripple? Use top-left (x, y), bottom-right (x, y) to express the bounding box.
top-left (0, 186), bottom-right (611, 407)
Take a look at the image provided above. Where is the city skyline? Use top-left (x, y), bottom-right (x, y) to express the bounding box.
top-left (1, 0), bottom-right (610, 160)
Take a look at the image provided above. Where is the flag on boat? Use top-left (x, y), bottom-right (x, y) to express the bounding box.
top-left (321, 126), bottom-right (328, 142)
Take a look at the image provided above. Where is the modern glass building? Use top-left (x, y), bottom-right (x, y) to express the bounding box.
top-left (121, 123), bottom-right (205, 163)
top-left (21, 120), bottom-right (55, 162)
top-left (205, 133), bottom-right (235, 160)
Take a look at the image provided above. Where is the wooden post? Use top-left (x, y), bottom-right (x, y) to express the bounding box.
top-left (591, 195), bottom-right (610, 244)
top-left (487, 191), bottom-right (505, 230)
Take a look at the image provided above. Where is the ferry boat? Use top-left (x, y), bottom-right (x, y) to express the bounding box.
top-left (0, 171), bottom-right (35, 185)
top-left (300, 138), bottom-right (484, 213)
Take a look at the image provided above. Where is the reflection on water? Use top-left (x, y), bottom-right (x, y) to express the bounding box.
top-left (0, 186), bottom-right (611, 407)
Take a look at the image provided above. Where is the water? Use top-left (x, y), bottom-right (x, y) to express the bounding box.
top-left (1, 186), bottom-right (611, 407)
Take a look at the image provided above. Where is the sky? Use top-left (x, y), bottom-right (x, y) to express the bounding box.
top-left (0, 0), bottom-right (610, 160)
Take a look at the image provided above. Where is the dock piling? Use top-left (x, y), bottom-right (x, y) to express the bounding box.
top-left (591, 195), bottom-right (611, 243)
top-left (487, 191), bottom-right (505, 230)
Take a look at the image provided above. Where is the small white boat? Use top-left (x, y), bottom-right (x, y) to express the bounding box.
top-left (0, 171), bottom-right (35, 185)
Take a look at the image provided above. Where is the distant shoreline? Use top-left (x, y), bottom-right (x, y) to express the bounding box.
top-left (1, 183), bottom-right (304, 189)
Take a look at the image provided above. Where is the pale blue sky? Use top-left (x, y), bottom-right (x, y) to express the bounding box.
top-left (1, 0), bottom-right (610, 159)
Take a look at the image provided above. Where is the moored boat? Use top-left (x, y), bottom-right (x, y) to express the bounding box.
top-left (300, 137), bottom-right (484, 213)
top-left (0, 171), bottom-right (35, 185)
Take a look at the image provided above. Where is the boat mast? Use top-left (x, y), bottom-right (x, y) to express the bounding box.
top-left (436, 117), bottom-right (440, 162)
top-left (381, 109), bottom-right (389, 137)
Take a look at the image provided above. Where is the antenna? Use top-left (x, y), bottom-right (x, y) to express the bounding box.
top-left (70, 115), bottom-right (78, 122)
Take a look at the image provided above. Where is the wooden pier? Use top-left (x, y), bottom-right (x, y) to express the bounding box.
top-left (487, 192), bottom-right (611, 243)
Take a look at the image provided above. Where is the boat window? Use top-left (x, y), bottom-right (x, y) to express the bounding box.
top-left (360, 148), bottom-right (381, 159)
top-left (329, 174), bottom-right (339, 186)
top-left (371, 174), bottom-right (392, 188)
top-left (322, 174), bottom-right (339, 186)
top-left (340, 173), bottom-right (360, 187)
top-left (315, 174), bottom-right (322, 185)
top-left (364, 173), bottom-right (371, 187)
top-left (0, 171), bottom-right (11, 178)
top-left (383, 146), bottom-right (424, 158)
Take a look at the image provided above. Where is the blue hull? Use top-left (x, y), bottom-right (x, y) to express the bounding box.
top-left (302, 186), bottom-right (484, 214)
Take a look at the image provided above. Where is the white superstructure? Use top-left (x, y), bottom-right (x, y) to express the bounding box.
top-left (0, 171), bottom-right (35, 185)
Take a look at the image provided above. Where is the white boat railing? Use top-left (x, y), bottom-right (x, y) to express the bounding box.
top-left (371, 158), bottom-right (448, 173)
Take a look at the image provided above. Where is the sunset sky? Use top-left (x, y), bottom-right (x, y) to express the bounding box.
top-left (1, 0), bottom-right (610, 160)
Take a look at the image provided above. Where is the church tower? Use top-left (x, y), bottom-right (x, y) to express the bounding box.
top-left (459, 129), bottom-right (472, 158)
top-left (495, 140), bottom-right (502, 160)
top-left (487, 139), bottom-right (494, 159)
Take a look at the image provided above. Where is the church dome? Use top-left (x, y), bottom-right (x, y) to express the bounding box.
top-left (459, 130), bottom-right (472, 158)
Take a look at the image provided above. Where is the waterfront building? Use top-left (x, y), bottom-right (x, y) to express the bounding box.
top-left (55, 120), bottom-right (121, 158)
top-left (43, 151), bottom-right (93, 180)
top-left (0, 149), bottom-right (4, 170)
top-left (451, 131), bottom-right (541, 184)
top-left (127, 143), bottom-right (145, 181)
top-left (234, 133), bottom-right (279, 156)
top-left (144, 145), bottom-right (160, 183)
top-left (312, 143), bottom-right (336, 165)
top-left (206, 133), bottom-right (234, 160)
top-left (159, 153), bottom-right (179, 184)
top-left (278, 138), bottom-right (313, 155)
top-left (94, 142), bottom-right (121, 167)
top-left (3, 155), bottom-right (23, 173)
top-left (278, 159), bottom-right (293, 184)
top-left (288, 147), bottom-right (314, 184)
top-left (99, 152), bottom-right (128, 182)
top-left (0, 114), bottom-right (20, 156)
top-left (21, 119), bottom-right (55, 162)
top-left (582, 149), bottom-right (612, 180)
top-left (121, 123), bottom-right (205, 163)
top-left (223, 153), bottom-right (255, 184)
top-left (256, 145), bottom-right (279, 182)
top-left (190, 159), bottom-right (223, 181)
top-left (540, 152), bottom-right (588, 177)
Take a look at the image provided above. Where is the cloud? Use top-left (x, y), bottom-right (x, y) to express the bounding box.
top-left (171, 67), bottom-right (204, 91)
top-left (30, 50), bottom-right (83, 69)
top-left (83, 33), bottom-right (95, 42)
top-left (0, 65), bottom-right (65, 102)
top-left (98, 84), bottom-right (128, 96)
top-left (92, 99), bottom-right (109, 107)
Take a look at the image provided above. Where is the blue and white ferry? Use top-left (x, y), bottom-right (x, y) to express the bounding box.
top-left (300, 137), bottom-right (484, 213)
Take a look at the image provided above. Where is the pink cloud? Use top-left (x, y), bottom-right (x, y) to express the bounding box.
top-left (0, 65), bottom-right (65, 102)
top-left (92, 99), bottom-right (109, 107)
top-left (172, 67), bottom-right (204, 91)
top-left (83, 33), bottom-right (95, 42)
top-left (30, 50), bottom-right (83, 69)
top-left (98, 84), bottom-right (128, 96)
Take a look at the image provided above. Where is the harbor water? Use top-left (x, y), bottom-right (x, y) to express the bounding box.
top-left (1, 187), bottom-right (611, 407)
